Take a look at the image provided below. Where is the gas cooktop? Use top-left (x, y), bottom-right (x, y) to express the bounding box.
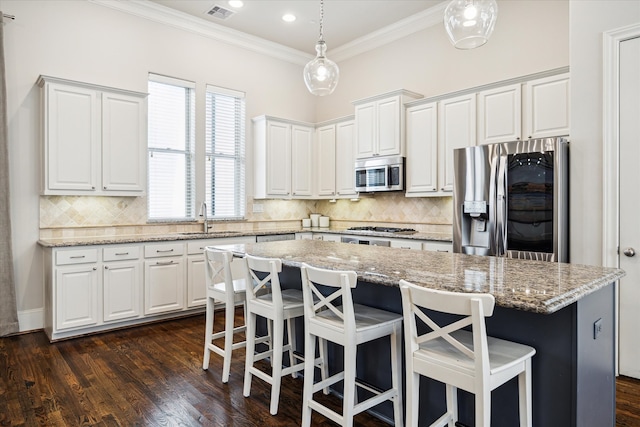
top-left (347, 226), bottom-right (417, 234)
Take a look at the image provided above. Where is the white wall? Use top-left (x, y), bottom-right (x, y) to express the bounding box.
top-left (569, 0), bottom-right (640, 266)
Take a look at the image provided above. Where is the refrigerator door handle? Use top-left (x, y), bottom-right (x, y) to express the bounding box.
top-left (496, 152), bottom-right (508, 257)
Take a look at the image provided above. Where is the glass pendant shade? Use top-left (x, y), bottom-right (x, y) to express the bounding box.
top-left (444, 0), bottom-right (498, 49)
top-left (303, 40), bottom-right (339, 96)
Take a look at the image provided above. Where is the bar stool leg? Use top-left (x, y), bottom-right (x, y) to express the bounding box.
top-left (342, 341), bottom-right (357, 427)
top-left (270, 316), bottom-right (285, 415)
top-left (202, 295), bottom-right (215, 370)
top-left (287, 318), bottom-right (298, 378)
top-left (519, 358), bottom-right (533, 427)
top-left (221, 301), bottom-right (235, 383)
top-left (446, 384), bottom-right (458, 425)
top-left (243, 311), bottom-right (257, 397)
top-left (475, 384), bottom-right (491, 427)
top-left (391, 327), bottom-right (404, 427)
top-left (320, 337), bottom-right (329, 395)
top-left (301, 333), bottom-right (316, 427)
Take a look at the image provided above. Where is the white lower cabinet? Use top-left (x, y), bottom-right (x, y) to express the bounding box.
top-left (390, 239), bottom-right (423, 250)
top-left (56, 263), bottom-right (100, 331)
top-left (423, 241), bottom-right (453, 252)
top-left (103, 245), bottom-right (142, 322)
top-left (144, 242), bottom-right (185, 315)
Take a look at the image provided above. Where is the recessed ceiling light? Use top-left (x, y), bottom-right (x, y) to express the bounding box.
top-left (282, 13), bottom-right (296, 23)
top-left (228, 1), bottom-right (244, 8)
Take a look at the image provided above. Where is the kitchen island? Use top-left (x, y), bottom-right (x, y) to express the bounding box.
top-left (214, 239), bottom-right (625, 427)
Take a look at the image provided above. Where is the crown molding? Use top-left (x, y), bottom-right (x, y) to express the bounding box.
top-left (89, 0), bottom-right (447, 66)
top-left (330, 2), bottom-right (448, 62)
top-left (88, 0), bottom-right (313, 65)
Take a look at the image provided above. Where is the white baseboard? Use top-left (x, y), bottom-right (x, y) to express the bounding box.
top-left (18, 308), bottom-right (44, 333)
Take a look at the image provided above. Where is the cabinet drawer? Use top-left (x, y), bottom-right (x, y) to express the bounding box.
top-left (103, 245), bottom-right (140, 261)
top-left (56, 248), bottom-right (99, 265)
top-left (423, 241), bottom-right (453, 252)
top-left (390, 239), bottom-right (423, 250)
top-left (144, 242), bottom-right (184, 258)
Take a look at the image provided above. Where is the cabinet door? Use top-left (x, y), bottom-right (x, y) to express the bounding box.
top-left (103, 261), bottom-right (142, 322)
top-left (102, 92), bottom-right (146, 193)
top-left (291, 125), bottom-right (314, 197)
top-left (390, 239), bottom-right (423, 250)
top-left (477, 84), bottom-right (522, 145)
top-left (45, 83), bottom-right (100, 193)
top-left (355, 103), bottom-right (376, 158)
top-left (335, 120), bottom-right (356, 197)
top-left (266, 121), bottom-right (291, 196)
top-left (438, 94), bottom-right (476, 192)
top-left (144, 258), bottom-right (185, 315)
top-left (377, 96), bottom-right (402, 157)
top-left (523, 73), bottom-right (570, 139)
top-left (316, 125), bottom-right (336, 197)
top-left (406, 102), bottom-right (438, 195)
top-left (56, 265), bottom-right (99, 330)
top-left (186, 256), bottom-right (207, 308)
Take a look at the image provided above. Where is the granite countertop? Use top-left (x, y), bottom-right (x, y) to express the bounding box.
top-left (37, 227), bottom-right (453, 248)
top-left (213, 239), bottom-right (625, 314)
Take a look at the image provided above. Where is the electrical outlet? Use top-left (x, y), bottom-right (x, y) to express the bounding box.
top-left (252, 203), bottom-right (264, 213)
top-left (594, 318), bottom-right (603, 339)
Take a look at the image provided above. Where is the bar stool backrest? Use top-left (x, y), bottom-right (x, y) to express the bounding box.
top-left (243, 254), bottom-right (284, 306)
top-left (300, 264), bottom-right (358, 337)
top-left (400, 280), bottom-right (496, 377)
top-left (204, 248), bottom-right (236, 305)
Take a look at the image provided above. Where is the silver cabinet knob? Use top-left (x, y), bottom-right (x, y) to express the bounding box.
top-left (623, 247), bottom-right (636, 257)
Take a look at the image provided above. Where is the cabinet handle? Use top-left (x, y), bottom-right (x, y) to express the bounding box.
top-left (400, 246), bottom-right (411, 249)
top-left (156, 260), bottom-right (174, 265)
top-left (91, 186), bottom-right (95, 190)
top-left (104, 266), bottom-right (109, 270)
top-left (104, 186), bottom-right (107, 190)
top-left (115, 252), bottom-right (129, 256)
top-left (437, 250), bottom-right (449, 252)
top-left (156, 249), bottom-right (174, 253)
top-left (92, 267), bottom-right (97, 270)
top-left (70, 255), bottom-right (85, 259)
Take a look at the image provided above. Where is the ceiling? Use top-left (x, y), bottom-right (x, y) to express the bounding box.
top-left (148, 0), bottom-right (446, 54)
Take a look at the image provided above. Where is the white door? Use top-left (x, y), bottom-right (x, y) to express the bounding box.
top-left (619, 36), bottom-right (640, 379)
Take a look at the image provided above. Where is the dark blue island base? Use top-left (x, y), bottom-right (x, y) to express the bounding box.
top-left (277, 265), bottom-right (616, 427)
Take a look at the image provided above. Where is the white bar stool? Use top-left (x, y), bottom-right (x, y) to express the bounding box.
top-left (202, 247), bottom-right (247, 383)
top-left (242, 254), bottom-right (306, 415)
top-left (300, 263), bottom-right (404, 427)
top-left (399, 279), bottom-right (536, 427)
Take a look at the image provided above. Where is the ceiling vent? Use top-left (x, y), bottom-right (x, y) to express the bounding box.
top-left (205, 5), bottom-right (236, 20)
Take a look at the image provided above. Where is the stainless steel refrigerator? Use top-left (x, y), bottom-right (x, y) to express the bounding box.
top-left (453, 137), bottom-right (569, 262)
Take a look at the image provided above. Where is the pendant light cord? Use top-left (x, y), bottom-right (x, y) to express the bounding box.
top-left (319, 0), bottom-right (324, 42)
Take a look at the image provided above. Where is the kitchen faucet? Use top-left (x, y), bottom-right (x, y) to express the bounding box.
top-left (199, 201), bottom-right (211, 233)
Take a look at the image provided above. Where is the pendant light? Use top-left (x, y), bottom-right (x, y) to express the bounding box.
top-left (303, 0), bottom-right (339, 96)
top-left (444, 0), bottom-right (498, 49)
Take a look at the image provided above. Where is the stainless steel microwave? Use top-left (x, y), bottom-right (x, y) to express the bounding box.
top-left (354, 156), bottom-right (404, 192)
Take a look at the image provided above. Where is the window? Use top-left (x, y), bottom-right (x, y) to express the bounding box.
top-left (205, 85), bottom-right (246, 219)
top-left (147, 74), bottom-right (195, 220)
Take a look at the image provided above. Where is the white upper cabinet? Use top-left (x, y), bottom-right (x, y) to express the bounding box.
top-left (477, 84), bottom-right (522, 145)
top-left (253, 116), bottom-right (314, 199)
top-left (405, 102), bottom-right (438, 196)
top-left (38, 76), bottom-right (147, 196)
top-left (523, 73), bottom-right (570, 139)
top-left (335, 120), bottom-right (357, 197)
top-left (101, 92), bottom-right (147, 192)
top-left (291, 124), bottom-right (314, 197)
top-left (353, 90), bottom-right (422, 159)
top-left (438, 93), bottom-right (476, 192)
top-left (316, 124), bottom-right (337, 197)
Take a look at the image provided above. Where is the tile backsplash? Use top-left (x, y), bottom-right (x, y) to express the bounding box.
top-left (39, 193), bottom-right (452, 237)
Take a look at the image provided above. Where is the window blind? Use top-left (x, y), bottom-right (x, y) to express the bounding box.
top-left (147, 74), bottom-right (196, 220)
top-left (205, 85), bottom-right (246, 219)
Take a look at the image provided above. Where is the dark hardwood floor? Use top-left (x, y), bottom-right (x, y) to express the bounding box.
top-left (1, 309), bottom-right (639, 426)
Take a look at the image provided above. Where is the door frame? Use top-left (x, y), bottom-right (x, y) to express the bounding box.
top-left (602, 23), bottom-right (640, 375)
